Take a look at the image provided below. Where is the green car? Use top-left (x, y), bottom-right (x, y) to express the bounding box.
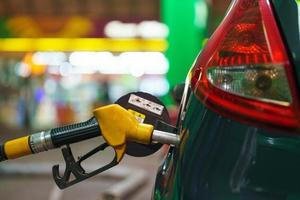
top-left (153, 0), bottom-right (300, 199)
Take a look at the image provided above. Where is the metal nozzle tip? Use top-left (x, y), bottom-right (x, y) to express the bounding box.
top-left (152, 130), bottom-right (180, 146)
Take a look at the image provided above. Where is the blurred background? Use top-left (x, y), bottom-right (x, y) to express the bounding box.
top-left (0, 0), bottom-right (230, 199)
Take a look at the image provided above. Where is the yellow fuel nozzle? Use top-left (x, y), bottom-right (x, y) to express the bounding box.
top-left (0, 100), bottom-right (179, 189)
top-left (0, 104), bottom-right (178, 164)
top-left (93, 104), bottom-right (154, 162)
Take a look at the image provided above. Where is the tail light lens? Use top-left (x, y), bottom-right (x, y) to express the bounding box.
top-left (191, 0), bottom-right (300, 133)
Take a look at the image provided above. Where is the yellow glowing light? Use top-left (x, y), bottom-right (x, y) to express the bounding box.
top-left (0, 38), bottom-right (168, 52)
top-left (23, 53), bottom-right (47, 76)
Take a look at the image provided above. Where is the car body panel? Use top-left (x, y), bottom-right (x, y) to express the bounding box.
top-left (271, 0), bottom-right (300, 87)
top-left (154, 91), bottom-right (300, 200)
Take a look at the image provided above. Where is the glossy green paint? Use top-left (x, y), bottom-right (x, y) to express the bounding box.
top-left (271, 0), bottom-right (300, 87)
top-left (154, 92), bottom-right (300, 200)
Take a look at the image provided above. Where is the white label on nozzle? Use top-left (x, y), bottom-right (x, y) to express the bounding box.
top-left (128, 94), bottom-right (164, 115)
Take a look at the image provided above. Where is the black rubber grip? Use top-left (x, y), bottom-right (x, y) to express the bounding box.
top-left (0, 143), bottom-right (7, 162)
top-left (51, 117), bottom-right (101, 147)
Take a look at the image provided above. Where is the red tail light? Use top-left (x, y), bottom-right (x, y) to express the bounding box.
top-left (191, 0), bottom-right (300, 133)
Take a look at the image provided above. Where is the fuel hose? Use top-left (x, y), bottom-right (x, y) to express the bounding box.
top-left (0, 117), bottom-right (100, 162)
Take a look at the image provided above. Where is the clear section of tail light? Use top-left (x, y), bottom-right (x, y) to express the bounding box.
top-left (207, 64), bottom-right (292, 106)
top-left (191, 0), bottom-right (300, 132)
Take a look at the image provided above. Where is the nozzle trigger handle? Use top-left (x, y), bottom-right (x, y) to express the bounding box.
top-left (52, 143), bottom-right (118, 189)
